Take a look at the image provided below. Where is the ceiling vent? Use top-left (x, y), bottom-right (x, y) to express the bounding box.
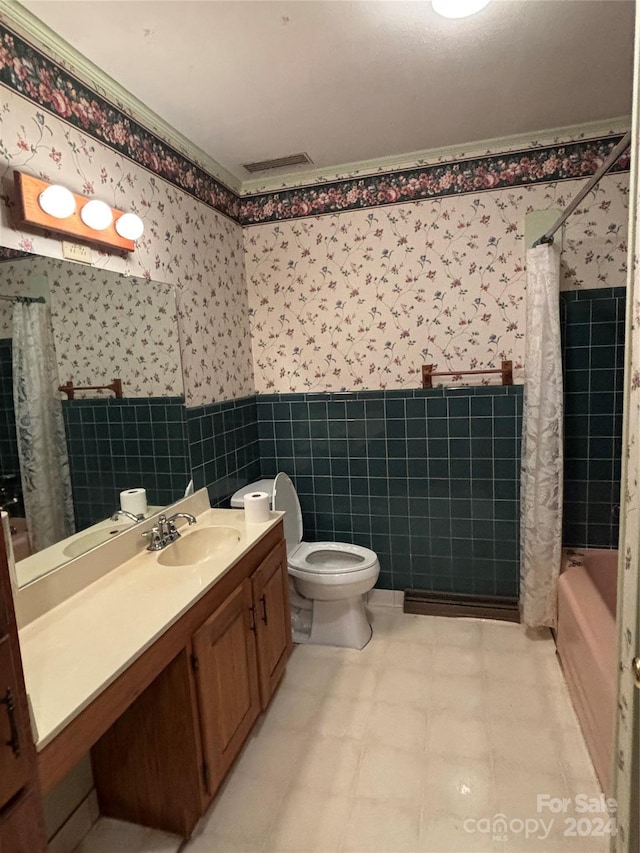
top-left (242, 153), bottom-right (313, 174)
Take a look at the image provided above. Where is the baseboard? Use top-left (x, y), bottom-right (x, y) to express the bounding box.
top-left (403, 589), bottom-right (520, 622)
top-left (366, 589), bottom-right (403, 608)
top-left (48, 789), bottom-right (99, 853)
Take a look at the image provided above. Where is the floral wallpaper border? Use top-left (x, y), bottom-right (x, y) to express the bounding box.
top-left (0, 23), bottom-right (240, 221)
top-left (0, 246), bottom-right (29, 262)
top-left (0, 22), bottom-right (631, 229)
top-left (240, 138), bottom-right (630, 225)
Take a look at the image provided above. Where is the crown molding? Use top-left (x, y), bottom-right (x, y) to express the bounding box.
top-left (240, 116), bottom-right (632, 195)
top-left (0, 0), bottom-right (242, 194)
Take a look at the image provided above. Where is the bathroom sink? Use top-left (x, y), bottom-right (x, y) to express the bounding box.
top-left (63, 526), bottom-right (127, 559)
top-left (156, 526), bottom-right (241, 567)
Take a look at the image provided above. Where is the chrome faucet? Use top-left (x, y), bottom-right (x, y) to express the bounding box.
top-left (111, 509), bottom-right (145, 523)
top-left (143, 512), bottom-right (197, 551)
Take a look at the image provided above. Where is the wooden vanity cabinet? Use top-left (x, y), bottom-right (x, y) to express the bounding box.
top-left (0, 535), bottom-right (46, 853)
top-left (251, 540), bottom-right (292, 709)
top-left (192, 539), bottom-right (292, 799)
top-left (90, 647), bottom-right (204, 837)
top-left (92, 529), bottom-right (292, 838)
top-left (192, 578), bottom-right (261, 796)
top-left (0, 639), bottom-right (30, 807)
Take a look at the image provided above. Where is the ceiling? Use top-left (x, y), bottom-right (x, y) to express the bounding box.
top-left (23, 0), bottom-right (635, 187)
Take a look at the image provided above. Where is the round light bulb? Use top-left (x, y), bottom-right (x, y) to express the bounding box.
top-left (38, 184), bottom-right (76, 219)
top-left (432, 0), bottom-right (491, 18)
top-left (80, 199), bottom-right (113, 231)
top-left (115, 212), bottom-right (144, 241)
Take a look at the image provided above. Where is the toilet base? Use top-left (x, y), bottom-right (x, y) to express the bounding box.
top-left (304, 596), bottom-right (372, 650)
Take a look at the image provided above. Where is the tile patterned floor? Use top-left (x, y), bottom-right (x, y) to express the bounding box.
top-left (76, 607), bottom-right (609, 853)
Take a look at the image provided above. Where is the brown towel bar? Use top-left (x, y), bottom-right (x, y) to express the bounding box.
top-left (58, 378), bottom-right (123, 400)
top-left (422, 360), bottom-right (513, 389)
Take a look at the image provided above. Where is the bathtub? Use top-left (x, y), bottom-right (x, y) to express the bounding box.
top-left (557, 548), bottom-right (617, 795)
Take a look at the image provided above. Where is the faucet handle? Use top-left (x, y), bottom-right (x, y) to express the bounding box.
top-left (166, 518), bottom-right (180, 542)
top-left (143, 527), bottom-right (164, 551)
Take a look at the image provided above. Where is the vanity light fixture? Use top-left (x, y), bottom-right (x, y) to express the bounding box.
top-left (114, 212), bottom-right (144, 241)
top-left (13, 171), bottom-right (142, 253)
top-left (80, 199), bottom-right (113, 231)
top-left (38, 184), bottom-right (76, 219)
top-left (432, 0), bottom-right (491, 18)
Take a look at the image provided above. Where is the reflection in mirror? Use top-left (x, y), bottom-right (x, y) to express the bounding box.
top-left (0, 252), bottom-right (189, 586)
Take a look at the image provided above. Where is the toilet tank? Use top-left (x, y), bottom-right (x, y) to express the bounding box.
top-left (230, 479), bottom-right (275, 508)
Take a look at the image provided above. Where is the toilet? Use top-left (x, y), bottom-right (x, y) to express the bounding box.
top-left (231, 473), bottom-right (380, 649)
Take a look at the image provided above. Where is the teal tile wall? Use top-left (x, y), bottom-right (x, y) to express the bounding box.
top-left (57, 381), bottom-right (526, 600)
top-left (187, 395), bottom-right (261, 507)
top-left (257, 387), bottom-right (522, 596)
top-left (560, 286), bottom-right (625, 549)
top-left (62, 394), bottom-right (261, 531)
top-left (63, 397), bottom-right (190, 530)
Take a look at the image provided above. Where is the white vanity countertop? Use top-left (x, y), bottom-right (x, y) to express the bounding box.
top-left (18, 508), bottom-right (283, 750)
top-left (16, 507), bottom-right (163, 587)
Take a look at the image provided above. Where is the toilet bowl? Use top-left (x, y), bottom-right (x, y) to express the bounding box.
top-left (231, 473), bottom-right (380, 649)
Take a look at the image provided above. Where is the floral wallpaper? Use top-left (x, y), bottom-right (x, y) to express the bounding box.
top-left (0, 89), bottom-right (253, 407)
top-left (0, 255), bottom-right (183, 397)
top-left (49, 261), bottom-right (181, 399)
top-left (0, 15), bottom-right (631, 406)
top-left (245, 175), bottom-right (629, 394)
top-left (0, 258), bottom-right (39, 337)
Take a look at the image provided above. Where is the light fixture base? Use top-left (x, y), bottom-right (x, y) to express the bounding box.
top-left (13, 172), bottom-right (136, 253)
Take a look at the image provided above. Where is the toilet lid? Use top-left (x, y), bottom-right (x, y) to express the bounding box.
top-left (273, 472), bottom-right (303, 550)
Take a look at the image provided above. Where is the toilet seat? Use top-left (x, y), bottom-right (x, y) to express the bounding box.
top-left (289, 541), bottom-right (379, 574)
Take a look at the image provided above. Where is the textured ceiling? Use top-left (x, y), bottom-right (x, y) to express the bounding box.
top-left (24, 0), bottom-right (635, 184)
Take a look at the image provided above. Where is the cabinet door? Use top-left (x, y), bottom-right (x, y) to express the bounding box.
top-left (252, 542), bottom-right (293, 709)
top-left (0, 591), bottom-right (8, 637)
top-left (91, 648), bottom-right (203, 838)
top-left (0, 637), bottom-right (29, 809)
top-left (0, 793), bottom-right (45, 853)
top-left (192, 579), bottom-right (260, 796)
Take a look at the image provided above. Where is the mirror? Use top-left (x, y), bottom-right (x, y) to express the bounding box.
top-left (0, 251), bottom-right (190, 586)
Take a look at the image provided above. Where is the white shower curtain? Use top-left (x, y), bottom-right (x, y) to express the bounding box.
top-left (520, 244), bottom-right (563, 628)
top-left (12, 301), bottom-right (75, 552)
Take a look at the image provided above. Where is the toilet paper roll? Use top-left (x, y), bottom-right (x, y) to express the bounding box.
top-left (1, 511), bottom-right (17, 591)
top-left (120, 488), bottom-right (148, 518)
top-left (244, 491), bottom-right (270, 524)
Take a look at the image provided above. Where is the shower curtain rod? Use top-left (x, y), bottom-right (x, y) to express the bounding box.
top-left (532, 131), bottom-right (632, 248)
top-left (0, 294), bottom-right (45, 304)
